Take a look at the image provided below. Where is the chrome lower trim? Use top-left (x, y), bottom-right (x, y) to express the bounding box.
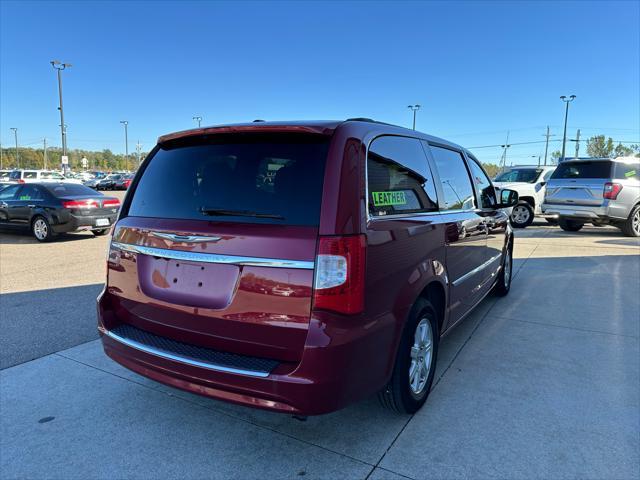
top-left (103, 328), bottom-right (271, 378)
top-left (452, 253), bottom-right (502, 287)
top-left (111, 242), bottom-right (314, 269)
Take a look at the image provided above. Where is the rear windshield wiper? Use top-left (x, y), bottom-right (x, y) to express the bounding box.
top-left (200, 207), bottom-right (285, 220)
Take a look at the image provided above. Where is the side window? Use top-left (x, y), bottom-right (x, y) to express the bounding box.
top-left (17, 185), bottom-right (43, 201)
top-left (0, 185), bottom-right (22, 200)
top-left (467, 158), bottom-right (497, 209)
top-left (614, 162), bottom-right (639, 180)
top-left (367, 136), bottom-right (438, 217)
top-left (24, 171), bottom-right (38, 179)
top-left (543, 169), bottom-right (554, 181)
top-left (428, 145), bottom-right (476, 211)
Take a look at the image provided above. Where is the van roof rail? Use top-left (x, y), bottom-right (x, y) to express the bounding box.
top-left (344, 117), bottom-right (401, 128)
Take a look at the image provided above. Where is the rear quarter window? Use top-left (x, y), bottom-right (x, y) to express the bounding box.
top-left (552, 161), bottom-right (612, 179)
top-left (367, 136), bottom-right (438, 217)
top-left (614, 162), bottom-right (640, 180)
top-left (127, 134), bottom-right (330, 226)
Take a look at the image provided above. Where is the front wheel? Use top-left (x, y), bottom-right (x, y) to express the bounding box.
top-left (378, 298), bottom-right (438, 414)
top-left (32, 216), bottom-right (53, 242)
top-left (510, 202), bottom-right (534, 228)
top-left (620, 204), bottom-right (640, 237)
top-left (558, 218), bottom-right (584, 232)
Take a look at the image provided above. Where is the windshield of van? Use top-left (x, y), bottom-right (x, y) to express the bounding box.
top-left (551, 161), bottom-right (612, 179)
top-left (494, 168), bottom-right (541, 183)
top-left (127, 134), bottom-right (330, 225)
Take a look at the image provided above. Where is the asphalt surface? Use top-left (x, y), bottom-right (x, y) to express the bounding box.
top-left (1, 219), bottom-right (639, 479)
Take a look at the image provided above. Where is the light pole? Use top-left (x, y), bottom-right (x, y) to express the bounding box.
top-left (407, 105), bottom-right (421, 130)
top-left (193, 116), bottom-right (202, 128)
top-left (560, 95), bottom-right (576, 161)
top-left (51, 60), bottom-right (72, 158)
top-left (10, 128), bottom-right (18, 168)
top-left (120, 121), bottom-right (129, 171)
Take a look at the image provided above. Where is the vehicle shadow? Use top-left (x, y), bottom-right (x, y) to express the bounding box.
top-left (0, 230), bottom-right (97, 245)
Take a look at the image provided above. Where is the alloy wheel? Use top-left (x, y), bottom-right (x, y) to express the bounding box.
top-left (511, 205), bottom-right (530, 224)
top-left (409, 318), bottom-right (433, 395)
top-left (33, 219), bottom-right (48, 240)
top-left (504, 248), bottom-right (512, 288)
top-left (633, 209), bottom-right (640, 236)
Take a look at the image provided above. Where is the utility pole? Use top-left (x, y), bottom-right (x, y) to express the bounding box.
top-left (10, 128), bottom-right (18, 168)
top-left (570, 129), bottom-right (581, 159)
top-left (0, 142), bottom-right (3, 169)
top-left (136, 140), bottom-right (142, 167)
top-left (193, 116), bottom-right (202, 128)
top-left (407, 105), bottom-right (421, 130)
top-left (43, 138), bottom-right (48, 170)
top-left (542, 126), bottom-right (555, 166)
top-left (560, 95), bottom-right (576, 161)
top-left (120, 121), bottom-right (129, 171)
top-left (51, 61), bottom-right (72, 159)
top-left (499, 131), bottom-right (511, 172)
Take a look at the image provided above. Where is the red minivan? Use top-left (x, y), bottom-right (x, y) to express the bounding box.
top-left (98, 120), bottom-right (518, 415)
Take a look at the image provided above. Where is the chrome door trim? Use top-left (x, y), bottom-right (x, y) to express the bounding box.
top-left (451, 253), bottom-right (502, 287)
top-left (111, 241), bottom-right (315, 270)
top-left (102, 328), bottom-right (271, 378)
top-left (150, 231), bottom-right (221, 243)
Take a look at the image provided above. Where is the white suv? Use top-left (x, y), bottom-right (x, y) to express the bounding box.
top-left (7, 170), bottom-right (82, 184)
top-left (493, 165), bottom-right (556, 228)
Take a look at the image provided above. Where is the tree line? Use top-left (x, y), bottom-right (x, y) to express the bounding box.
top-left (0, 146), bottom-right (148, 171)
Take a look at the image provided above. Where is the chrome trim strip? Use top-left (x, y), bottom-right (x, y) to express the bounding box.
top-left (103, 329), bottom-right (271, 378)
top-left (150, 232), bottom-right (221, 243)
top-left (111, 242), bottom-right (315, 269)
top-left (451, 253), bottom-right (502, 287)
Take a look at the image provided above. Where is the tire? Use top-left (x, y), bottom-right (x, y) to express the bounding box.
top-left (92, 229), bottom-right (109, 237)
top-left (378, 298), bottom-right (439, 414)
top-left (32, 216), bottom-right (53, 242)
top-left (510, 202), bottom-right (534, 228)
top-left (558, 218), bottom-right (584, 232)
top-left (493, 240), bottom-right (513, 297)
top-left (620, 204), bottom-right (640, 237)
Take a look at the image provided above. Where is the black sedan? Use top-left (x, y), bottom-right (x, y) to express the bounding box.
top-left (0, 182), bottom-right (120, 241)
top-left (96, 174), bottom-right (122, 190)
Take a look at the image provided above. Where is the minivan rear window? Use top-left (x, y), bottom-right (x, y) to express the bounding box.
top-left (551, 161), bottom-right (612, 179)
top-left (127, 134), bottom-right (330, 225)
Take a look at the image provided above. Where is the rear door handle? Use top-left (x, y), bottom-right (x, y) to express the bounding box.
top-left (27, 204), bottom-right (36, 208)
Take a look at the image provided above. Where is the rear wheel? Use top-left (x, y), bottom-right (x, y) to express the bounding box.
top-left (378, 298), bottom-right (438, 414)
top-left (92, 229), bottom-right (109, 236)
top-left (510, 202), bottom-right (534, 228)
top-left (558, 218), bottom-right (584, 232)
top-left (493, 241), bottom-right (513, 296)
top-left (32, 216), bottom-right (53, 242)
top-left (620, 204), bottom-right (640, 237)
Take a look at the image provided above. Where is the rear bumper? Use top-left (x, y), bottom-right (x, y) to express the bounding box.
top-left (97, 290), bottom-right (395, 415)
top-left (52, 212), bottom-right (118, 233)
top-left (541, 202), bottom-right (628, 221)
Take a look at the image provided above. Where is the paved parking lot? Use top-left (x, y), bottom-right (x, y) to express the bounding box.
top-left (1, 218), bottom-right (639, 479)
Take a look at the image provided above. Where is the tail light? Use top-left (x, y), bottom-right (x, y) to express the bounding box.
top-left (313, 235), bottom-right (366, 315)
top-left (17, 179), bottom-right (25, 184)
top-left (603, 182), bottom-right (623, 200)
top-left (103, 199), bottom-right (121, 208)
top-left (63, 199), bottom-right (99, 209)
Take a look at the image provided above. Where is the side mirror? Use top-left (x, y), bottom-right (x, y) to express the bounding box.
top-left (497, 188), bottom-right (519, 208)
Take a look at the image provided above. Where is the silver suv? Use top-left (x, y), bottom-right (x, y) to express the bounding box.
top-left (542, 157), bottom-right (640, 237)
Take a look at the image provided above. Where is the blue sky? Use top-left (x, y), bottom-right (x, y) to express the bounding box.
top-left (1, 0), bottom-right (638, 165)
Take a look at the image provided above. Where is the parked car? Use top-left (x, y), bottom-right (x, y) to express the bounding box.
top-left (7, 169), bottom-right (83, 184)
top-left (83, 177), bottom-right (100, 189)
top-left (0, 182), bottom-right (120, 241)
top-left (96, 174), bottom-right (122, 190)
top-left (542, 157), bottom-right (640, 236)
top-left (98, 119), bottom-right (518, 416)
top-left (493, 165), bottom-right (556, 228)
top-left (114, 174), bottom-right (134, 190)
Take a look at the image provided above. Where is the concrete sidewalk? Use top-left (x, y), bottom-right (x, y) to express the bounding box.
top-left (1, 223), bottom-right (639, 479)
